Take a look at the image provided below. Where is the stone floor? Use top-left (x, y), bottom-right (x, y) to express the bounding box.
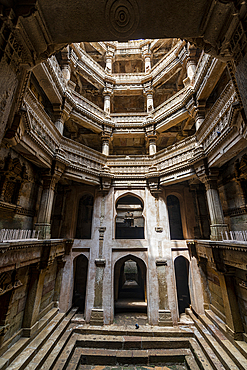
top-left (77, 365), bottom-right (188, 369)
top-left (114, 312), bottom-right (148, 327)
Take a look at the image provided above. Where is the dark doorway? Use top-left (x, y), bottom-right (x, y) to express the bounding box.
top-left (114, 256), bottom-right (147, 317)
top-left (75, 194), bottom-right (94, 239)
top-left (73, 255), bottom-right (88, 313)
top-left (167, 195), bottom-right (184, 240)
top-left (174, 256), bottom-right (191, 315)
top-left (115, 195), bottom-right (144, 239)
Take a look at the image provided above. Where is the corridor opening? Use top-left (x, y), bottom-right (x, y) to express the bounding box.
top-left (174, 256), bottom-right (191, 315)
top-left (114, 255), bottom-right (147, 317)
top-left (73, 255), bottom-right (88, 314)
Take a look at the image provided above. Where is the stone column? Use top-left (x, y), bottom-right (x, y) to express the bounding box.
top-left (144, 82), bottom-right (154, 113)
top-left (147, 134), bottom-right (157, 155)
top-left (35, 164), bottom-right (64, 239)
top-left (53, 257), bottom-right (66, 307)
top-left (156, 259), bottom-right (173, 326)
top-left (22, 264), bottom-right (47, 337)
top-left (105, 47), bottom-right (115, 73)
top-left (101, 134), bottom-right (110, 156)
top-left (200, 169), bottom-right (228, 240)
top-left (103, 83), bottom-right (113, 116)
top-left (185, 44), bottom-right (197, 85)
top-left (90, 227), bottom-right (106, 326)
top-left (60, 46), bottom-right (71, 83)
top-left (194, 102), bottom-right (206, 131)
top-left (142, 43), bottom-right (151, 73)
top-left (218, 270), bottom-right (244, 340)
top-left (53, 105), bottom-right (66, 135)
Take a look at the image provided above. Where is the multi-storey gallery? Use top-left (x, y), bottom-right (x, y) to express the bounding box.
top-left (1, 1), bottom-right (247, 369)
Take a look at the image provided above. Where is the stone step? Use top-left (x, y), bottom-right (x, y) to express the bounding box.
top-left (41, 324), bottom-right (76, 370)
top-left (192, 329), bottom-right (227, 370)
top-left (3, 310), bottom-right (67, 370)
top-left (199, 312), bottom-right (247, 370)
top-left (0, 308), bottom-right (59, 370)
top-left (24, 308), bottom-right (77, 370)
top-left (75, 325), bottom-right (194, 338)
top-left (188, 310), bottom-right (241, 370)
top-left (205, 309), bottom-right (247, 361)
top-left (52, 333), bottom-right (80, 370)
top-left (188, 337), bottom-right (216, 370)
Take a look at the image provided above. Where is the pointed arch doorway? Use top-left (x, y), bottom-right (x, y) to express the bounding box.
top-left (114, 255), bottom-right (147, 324)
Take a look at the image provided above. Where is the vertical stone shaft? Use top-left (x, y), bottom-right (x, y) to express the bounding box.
top-left (156, 260), bottom-right (173, 326)
top-left (22, 265), bottom-right (46, 336)
top-left (53, 258), bottom-right (66, 306)
top-left (219, 271), bottom-right (244, 340)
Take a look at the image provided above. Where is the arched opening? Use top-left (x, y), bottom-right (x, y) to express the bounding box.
top-left (115, 194), bottom-right (144, 239)
top-left (114, 255), bottom-right (147, 321)
top-left (73, 255), bottom-right (88, 314)
top-left (75, 194), bottom-right (94, 239)
top-left (174, 256), bottom-right (191, 315)
top-left (167, 195), bottom-right (184, 240)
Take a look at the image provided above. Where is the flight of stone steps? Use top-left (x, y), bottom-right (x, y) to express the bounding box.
top-left (1, 307), bottom-right (247, 370)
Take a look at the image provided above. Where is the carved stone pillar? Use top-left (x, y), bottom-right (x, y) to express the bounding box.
top-left (53, 105), bottom-right (66, 135)
top-left (147, 134), bottom-right (157, 155)
top-left (200, 169), bottom-right (228, 240)
top-left (156, 259), bottom-right (173, 326)
top-left (142, 44), bottom-right (151, 73)
top-left (184, 44), bottom-right (197, 86)
top-left (22, 264), bottom-right (47, 337)
top-left (35, 164), bottom-right (64, 239)
top-left (144, 82), bottom-right (154, 113)
top-left (105, 46), bottom-right (115, 73)
top-left (60, 46), bottom-right (71, 83)
top-left (90, 227), bottom-right (106, 326)
top-left (103, 83), bottom-right (113, 116)
top-left (101, 134), bottom-right (111, 156)
top-left (194, 101), bottom-right (206, 131)
top-left (218, 269), bottom-right (244, 340)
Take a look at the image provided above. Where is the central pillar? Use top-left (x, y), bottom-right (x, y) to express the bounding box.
top-left (101, 133), bottom-right (111, 156)
top-left (156, 259), bottom-right (173, 326)
top-left (90, 226), bottom-right (106, 326)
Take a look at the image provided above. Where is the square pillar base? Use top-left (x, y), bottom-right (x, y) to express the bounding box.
top-left (90, 308), bottom-right (104, 326)
top-left (22, 321), bottom-right (39, 337)
top-left (35, 223), bottom-right (51, 239)
top-left (210, 224), bottom-right (228, 241)
top-left (158, 310), bottom-right (173, 326)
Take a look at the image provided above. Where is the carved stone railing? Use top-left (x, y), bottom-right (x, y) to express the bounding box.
top-left (110, 113), bottom-right (148, 126)
top-left (46, 56), bottom-right (67, 92)
top-left (68, 89), bottom-right (106, 122)
top-left (0, 229), bottom-right (39, 242)
top-left (221, 230), bottom-right (247, 242)
top-left (196, 82), bottom-right (237, 154)
top-left (153, 86), bottom-right (193, 126)
top-left (71, 44), bottom-right (105, 88)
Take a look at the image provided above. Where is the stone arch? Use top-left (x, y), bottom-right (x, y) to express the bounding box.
top-left (115, 193), bottom-right (145, 239)
top-left (114, 254), bottom-right (147, 315)
top-left (75, 193), bottom-right (94, 239)
top-left (167, 194), bottom-right (184, 240)
top-left (72, 254), bottom-right (89, 313)
top-left (174, 255), bottom-right (191, 315)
